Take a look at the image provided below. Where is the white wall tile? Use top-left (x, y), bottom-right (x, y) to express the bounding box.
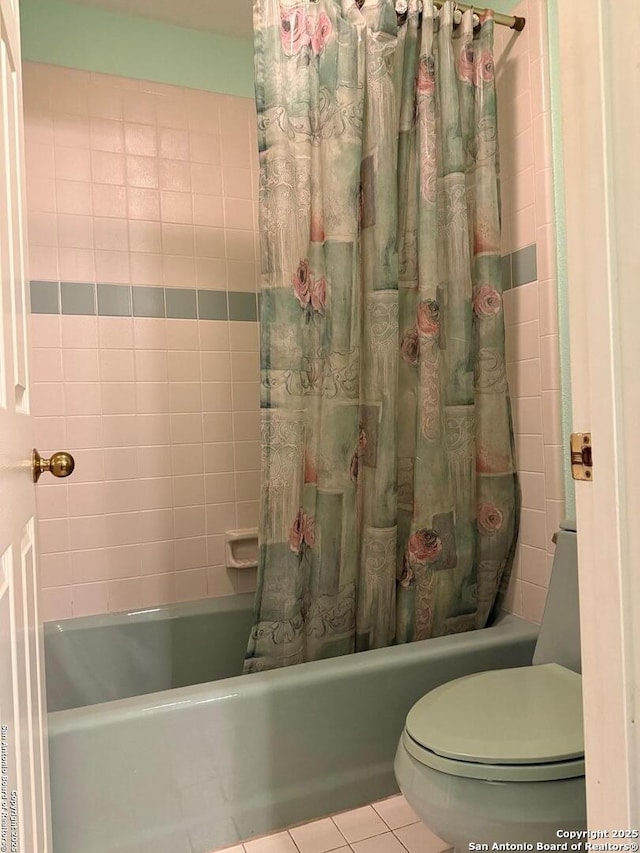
top-left (25, 64), bottom-right (261, 620)
top-left (512, 396), bottom-right (543, 436)
top-left (519, 544), bottom-right (548, 586)
top-left (541, 390), bottom-right (563, 445)
top-left (497, 0), bottom-right (561, 621)
top-left (521, 581), bottom-right (547, 623)
top-left (506, 320), bottom-right (540, 362)
top-left (540, 334), bottom-right (561, 391)
top-left (503, 283), bottom-right (538, 326)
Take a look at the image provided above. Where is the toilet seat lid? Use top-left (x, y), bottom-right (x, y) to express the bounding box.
top-left (406, 663), bottom-right (584, 766)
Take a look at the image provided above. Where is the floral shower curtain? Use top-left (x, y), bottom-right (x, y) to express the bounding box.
top-left (244, 0), bottom-right (519, 673)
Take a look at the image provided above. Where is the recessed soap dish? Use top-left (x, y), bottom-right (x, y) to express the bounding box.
top-left (225, 528), bottom-right (258, 570)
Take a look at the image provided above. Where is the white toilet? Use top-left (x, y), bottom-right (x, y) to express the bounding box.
top-left (394, 522), bottom-right (586, 847)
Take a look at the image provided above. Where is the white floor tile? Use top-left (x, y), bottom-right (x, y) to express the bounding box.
top-left (289, 817), bottom-right (348, 853)
top-left (214, 846), bottom-right (245, 853)
top-left (393, 821), bottom-right (451, 853)
top-left (371, 795), bottom-right (419, 831)
top-left (332, 806), bottom-right (388, 843)
top-left (244, 831), bottom-right (298, 853)
top-left (351, 832), bottom-right (406, 853)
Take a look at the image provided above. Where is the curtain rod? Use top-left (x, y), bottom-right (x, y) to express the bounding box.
top-left (431, 0), bottom-right (526, 30)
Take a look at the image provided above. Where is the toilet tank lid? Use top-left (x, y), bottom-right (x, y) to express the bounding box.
top-left (405, 663), bottom-right (584, 765)
top-left (561, 519), bottom-right (577, 532)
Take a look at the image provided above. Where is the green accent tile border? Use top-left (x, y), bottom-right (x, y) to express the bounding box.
top-left (501, 243), bottom-right (538, 290)
top-left (511, 244), bottom-right (538, 287)
top-left (30, 281), bottom-right (257, 322)
top-left (165, 288), bottom-right (197, 320)
top-left (501, 255), bottom-right (512, 292)
top-left (132, 286), bottom-right (165, 318)
top-left (61, 282), bottom-right (96, 316)
top-left (30, 280), bottom-right (60, 314)
top-left (198, 290), bottom-right (228, 321)
top-left (97, 283), bottom-right (132, 317)
top-left (228, 291), bottom-right (258, 322)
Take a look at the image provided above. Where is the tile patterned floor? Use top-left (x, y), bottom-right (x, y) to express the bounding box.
top-left (213, 795), bottom-right (451, 853)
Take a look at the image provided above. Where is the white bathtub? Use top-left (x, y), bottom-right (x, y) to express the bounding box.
top-left (45, 595), bottom-right (538, 853)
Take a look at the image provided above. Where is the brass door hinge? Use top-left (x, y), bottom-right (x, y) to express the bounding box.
top-left (570, 433), bottom-right (593, 481)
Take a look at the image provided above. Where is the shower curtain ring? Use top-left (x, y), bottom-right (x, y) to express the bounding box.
top-left (468, 4), bottom-right (481, 28)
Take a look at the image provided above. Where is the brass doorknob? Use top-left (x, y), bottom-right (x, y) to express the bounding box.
top-left (32, 449), bottom-right (75, 483)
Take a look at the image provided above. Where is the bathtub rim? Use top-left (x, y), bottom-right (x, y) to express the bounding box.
top-left (47, 612), bottom-right (538, 734)
top-left (44, 590), bottom-right (256, 634)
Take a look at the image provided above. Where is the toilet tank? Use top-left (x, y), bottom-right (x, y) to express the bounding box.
top-left (532, 521), bottom-right (581, 673)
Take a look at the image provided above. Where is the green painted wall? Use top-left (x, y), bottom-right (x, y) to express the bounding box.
top-left (19, 0), bottom-right (255, 98)
top-left (492, 0), bottom-right (523, 11)
top-left (19, 0), bottom-right (522, 98)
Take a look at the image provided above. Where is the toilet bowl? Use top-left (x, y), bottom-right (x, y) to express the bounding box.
top-left (394, 522), bottom-right (586, 846)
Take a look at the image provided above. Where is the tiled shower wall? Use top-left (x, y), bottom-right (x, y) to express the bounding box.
top-left (26, 0), bottom-right (562, 625)
top-left (24, 62), bottom-right (261, 621)
top-left (495, 0), bottom-right (564, 621)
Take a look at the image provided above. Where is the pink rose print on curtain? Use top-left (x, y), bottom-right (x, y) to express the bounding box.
top-left (417, 55), bottom-right (436, 95)
top-left (417, 299), bottom-right (440, 339)
top-left (311, 12), bottom-right (332, 56)
top-left (280, 6), bottom-right (332, 57)
top-left (400, 528), bottom-right (444, 589)
top-left (280, 6), bottom-right (311, 56)
top-left (292, 258), bottom-right (326, 321)
top-left (477, 503), bottom-right (505, 535)
top-left (401, 327), bottom-right (420, 365)
top-left (475, 50), bottom-right (495, 85)
top-left (293, 259), bottom-right (311, 308)
top-left (407, 528), bottom-right (443, 568)
top-left (310, 276), bottom-right (326, 314)
top-left (472, 286), bottom-right (502, 317)
top-left (289, 508), bottom-right (316, 555)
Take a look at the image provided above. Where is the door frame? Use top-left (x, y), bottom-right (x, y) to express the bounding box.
top-left (556, 0), bottom-right (640, 828)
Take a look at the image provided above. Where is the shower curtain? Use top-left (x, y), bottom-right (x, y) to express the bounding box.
top-left (245, 0), bottom-right (519, 672)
